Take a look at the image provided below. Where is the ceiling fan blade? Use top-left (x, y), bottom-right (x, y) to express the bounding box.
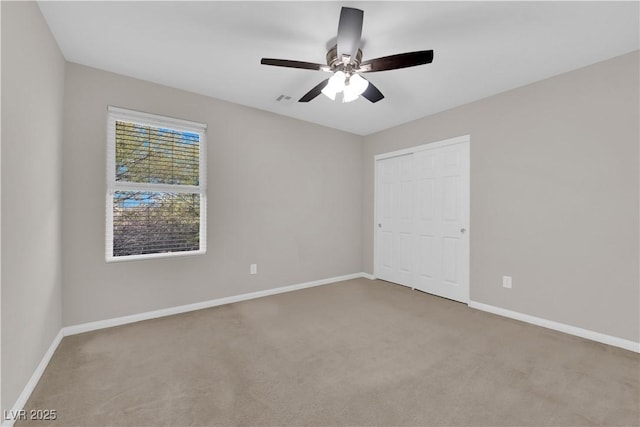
top-left (299, 78), bottom-right (330, 102)
top-left (261, 58), bottom-right (330, 72)
top-left (359, 50), bottom-right (434, 73)
top-left (360, 79), bottom-right (384, 103)
top-left (336, 7), bottom-right (363, 61)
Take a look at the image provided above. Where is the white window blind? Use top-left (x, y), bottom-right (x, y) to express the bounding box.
top-left (106, 107), bottom-right (207, 261)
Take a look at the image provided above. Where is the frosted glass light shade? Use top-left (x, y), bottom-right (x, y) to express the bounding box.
top-left (342, 85), bottom-right (359, 103)
top-left (321, 85), bottom-right (337, 100)
top-left (349, 74), bottom-right (369, 95)
top-left (327, 71), bottom-right (346, 92)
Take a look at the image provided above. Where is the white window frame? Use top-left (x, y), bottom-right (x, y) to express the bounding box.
top-left (105, 106), bottom-right (207, 262)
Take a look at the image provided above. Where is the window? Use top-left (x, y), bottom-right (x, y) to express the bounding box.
top-left (106, 107), bottom-right (207, 261)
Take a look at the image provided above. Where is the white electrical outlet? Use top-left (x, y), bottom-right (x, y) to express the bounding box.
top-left (250, 264), bottom-right (257, 275)
top-left (502, 275), bottom-right (512, 289)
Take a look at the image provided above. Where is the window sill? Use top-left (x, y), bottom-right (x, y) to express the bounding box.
top-left (106, 249), bottom-right (206, 263)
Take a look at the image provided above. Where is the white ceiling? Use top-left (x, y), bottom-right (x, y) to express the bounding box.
top-left (38, 1), bottom-right (639, 136)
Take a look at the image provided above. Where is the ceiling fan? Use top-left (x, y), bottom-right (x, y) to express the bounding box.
top-left (260, 7), bottom-right (434, 104)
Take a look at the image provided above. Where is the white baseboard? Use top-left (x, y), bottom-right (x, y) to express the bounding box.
top-left (2, 330), bottom-right (63, 427)
top-left (361, 272), bottom-right (375, 280)
top-left (468, 300), bottom-right (640, 353)
top-left (63, 272), bottom-right (368, 336)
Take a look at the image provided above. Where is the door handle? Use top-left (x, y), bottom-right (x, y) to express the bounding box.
top-left (460, 228), bottom-right (466, 234)
top-left (378, 223), bottom-right (382, 228)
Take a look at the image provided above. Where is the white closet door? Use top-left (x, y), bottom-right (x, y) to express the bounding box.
top-left (414, 142), bottom-right (469, 302)
top-left (375, 138), bottom-right (469, 303)
top-left (376, 153), bottom-right (414, 287)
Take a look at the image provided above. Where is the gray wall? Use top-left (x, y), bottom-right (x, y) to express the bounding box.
top-left (363, 51), bottom-right (640, 342)
top-left (1, 1), bottom-right (65, 413)
top-left (62, 63), bottom-right (364, 326)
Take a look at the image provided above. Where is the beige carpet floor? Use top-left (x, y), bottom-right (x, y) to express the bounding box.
top-left (18, 278), bottom-right (639, 426)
